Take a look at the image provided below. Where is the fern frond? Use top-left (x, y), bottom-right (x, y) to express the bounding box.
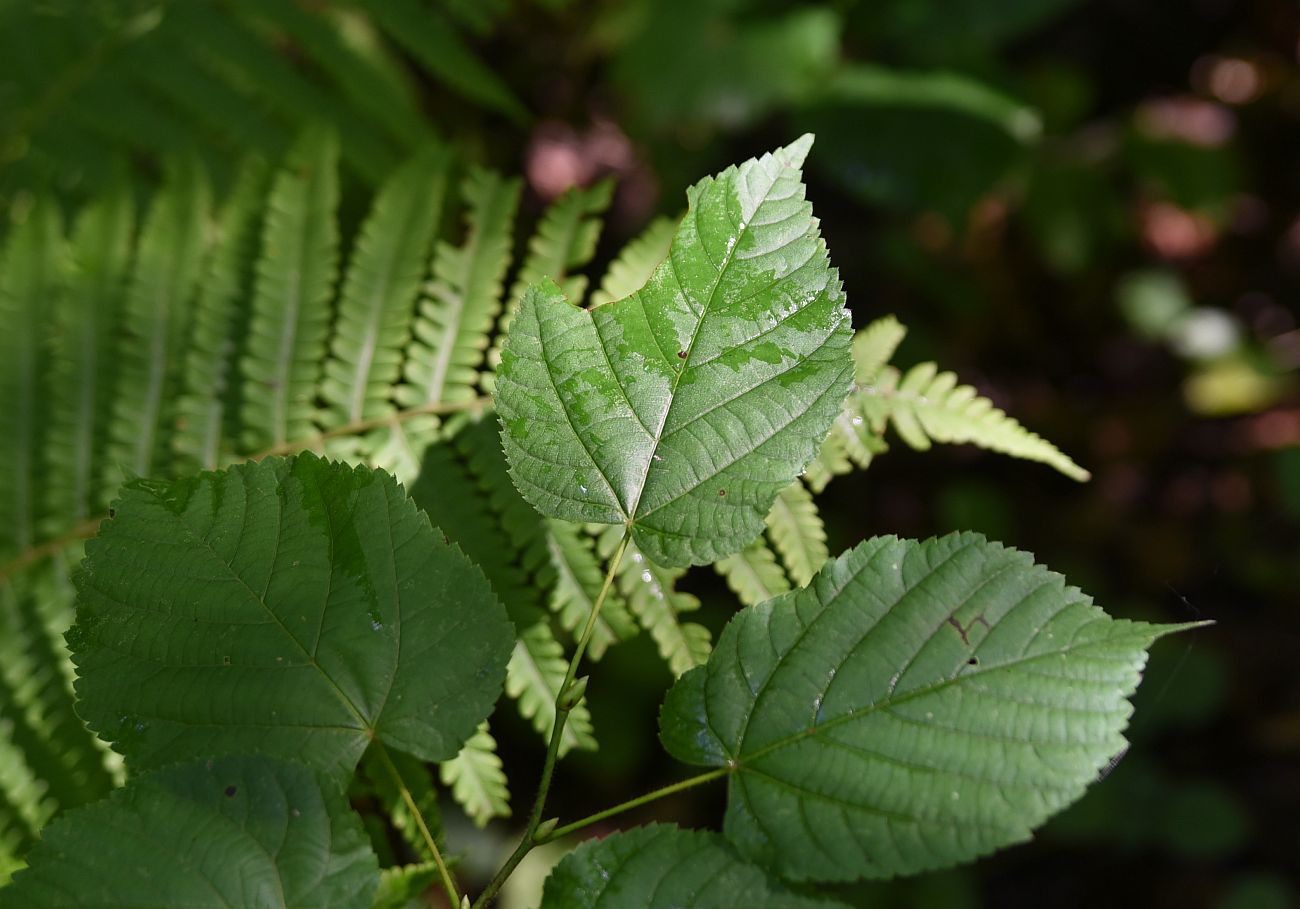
top-left (507, 622), bottom-right (597, 755)
top-left (359, 0), bottom-right (527, 122)
top-left (765, 481), bottom-right (828, 587)
top-left (360, 746), bottom-right (444, 862)
top-left (107, 156), bottom-right (212, 480)
top-left (486, 180), bottom-right (613, 382)
top-left (408, 419), bottom-right (545, 622)
top-left (852, 314), bottom-right (907, 382)
top-left (125, 35), bottom-right (290, 171)
top-left (715, 539), bottom-right (791, 607)
top-left (600, 529), bottom-right (711, 677)
top-left (439, 722), bottom-right (511, 828)
top-left (0, 567), bottom-right (114, 817)
top-left (545, 521), bottom-right (637, 661)
top-left (456, 420), bottom-right (551, 581)
top-left (0, 716), bottom-right (54, 882)
top-left (320, 148), bottom-right (451, 431)
top-left (240, 127), bottom-right (340, 451)
top-left (165, 3), bottom-right (396, 185)
top-left (400, 167), bottom-right (519, 411)
top-left (508, 180), bottom-right (613, 308)
top-left (589, 214), bottom-right (675, 307)
top-left (859, 361), bottom-right (1090, 481)
top-left (227, 0), bottom-right (434, 152)
top-left (173, 159), bottom-right (268, 472)
top-left (44, 185), bottom-right (132, 526)
top-left (0, 199), bottom-right (62, 557)
top-left (803, 422), bottom-right (853, 494)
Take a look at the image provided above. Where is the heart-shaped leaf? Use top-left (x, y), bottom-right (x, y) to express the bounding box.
top-left (69, 454), bottom-right (514, 779)
top-left (537, 824), bottom-right (845, 909)
top-left (0, 756), bottom-right (377, 909)
top-left (660, 532), bottom-right (1196, 880)
top-left (496, 136), bottom-right (853, 567)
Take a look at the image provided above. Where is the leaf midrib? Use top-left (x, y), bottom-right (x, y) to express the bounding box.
top-left (727, 623), bottom-right (1155, 774)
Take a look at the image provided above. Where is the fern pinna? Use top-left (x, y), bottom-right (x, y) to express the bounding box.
top-left (1, 133), bottom-right (1142, 904)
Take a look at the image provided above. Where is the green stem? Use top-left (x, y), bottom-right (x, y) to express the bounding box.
top-left (471, 529), bottom-right (631, 909)
top-left (373, 742), bottom-right (459, 908)
top-left (535, 767), bottom-right (730, 843)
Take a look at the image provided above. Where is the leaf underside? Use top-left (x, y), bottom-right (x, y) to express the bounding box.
top-left (69, 454), bottom-right (513, 781)
top-left (496, 135), bottom-right (853, 567)
top-left (661, 532), bottom-right (1190, 881)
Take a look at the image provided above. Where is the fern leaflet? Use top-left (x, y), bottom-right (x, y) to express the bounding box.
top-left (545, 521), bottom-right (636, 662)
top-left (715, 539), bottom-right (791, 607)
top-left (240, 127), bottom-right (340, 451)
top-left (173, 159), bottom-right (267, 472)
top-left (439, 722), bottom-right (511, 828)
top-left (0, 200), bottom-right (61, 556)
top-left (45, 186), bottom-right (132, 526)
top-left (858, 360), bottom-right (1090, 481)
top-left (507, 622), bottom-right (597, 756)
top-left (321, 148), bottom-right (451, 431)
top-left (765, 481), bottom-right (829, 587)
top-left (600, 529), bottom-right (711, 677)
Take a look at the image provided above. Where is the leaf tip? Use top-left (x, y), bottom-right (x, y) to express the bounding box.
top-left (779, 133), bottom-right (816, 169)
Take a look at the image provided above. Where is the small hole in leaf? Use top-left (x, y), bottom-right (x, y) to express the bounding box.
top-left (967, 657), bottom-right (979, 666)
top-left (224, 786), bottom-right (237, 797)
top-left (718, 489), bottom-right (726, 497)
top-left (677, 350), bottom-right (687, 359)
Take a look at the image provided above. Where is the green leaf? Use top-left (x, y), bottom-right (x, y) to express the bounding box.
top-left (241, 127), bottom-right (341, 451)
top-left (0, 756), bottom-right (378, 909)
top-left (660, 532), bottom-right (1195, 881)
top-left (538, 824), bottom-right (845, 909)
top-left (496, 137), bottom-right (854, 567)
top-left (70, 454), bottom-right (513, 780)
top-left (765, 482), bottom-right (828, 587)
top-left (439, 721), bottom-right (510, 828)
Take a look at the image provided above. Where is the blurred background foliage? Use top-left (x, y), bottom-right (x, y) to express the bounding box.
top-left (1, 0), bottom-right (1297, 906)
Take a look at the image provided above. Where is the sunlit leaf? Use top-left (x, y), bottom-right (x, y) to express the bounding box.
top-left (496, 137), bottom-right (853, 566)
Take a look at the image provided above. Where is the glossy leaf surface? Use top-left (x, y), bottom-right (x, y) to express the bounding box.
top-left (0, 756), bottom-right (377, 909)
top-left (661, 532), bottom-right (1190, 880)
top-left (496, 137), bottom-right (853, 566)
top-left (70, 454), bottom-right (513, 779)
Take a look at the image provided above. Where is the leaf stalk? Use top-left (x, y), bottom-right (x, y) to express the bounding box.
top-left (471, 530), bottom-right (630, 909)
